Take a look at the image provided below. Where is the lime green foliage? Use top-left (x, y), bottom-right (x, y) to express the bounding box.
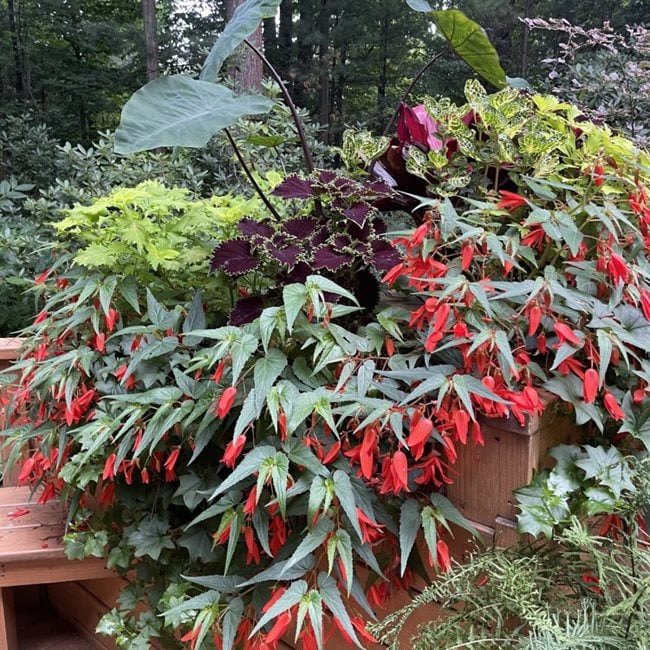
top-left (346, 79), bottom-right (649, 199)
top-left (54, 180), bottom-right (269, 280)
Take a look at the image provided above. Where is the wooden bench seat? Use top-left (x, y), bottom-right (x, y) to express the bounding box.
top-left (0, 486), bottom-right (113, 649)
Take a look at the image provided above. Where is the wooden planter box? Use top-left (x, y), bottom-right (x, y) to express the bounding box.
top-left (447, 395), bottom-right (583, 546)
top-left (0, 339), bottom-right (582, 648)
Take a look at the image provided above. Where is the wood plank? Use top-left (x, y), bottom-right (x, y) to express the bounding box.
top-left (0, 557), bottom-right (112, 588)
top-left (48, 581), bottom-right (116, 650)
top-left (0, 587), bottom-right (18, 650)
top-left (0, 338), bottom-right (22, 362)
top-left (446, 401), bottom-right (582, 527)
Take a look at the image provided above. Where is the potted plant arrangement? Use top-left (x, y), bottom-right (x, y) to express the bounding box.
top-left (3, 1), bottom-right (650, 649)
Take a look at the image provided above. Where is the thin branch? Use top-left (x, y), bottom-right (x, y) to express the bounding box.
top-left (224, 128), bottom-right (282, 221)
top-left (243, 38), bottom-right (315, 173)
top-left (382, 49), bottom-right (447, 138)
top-left (366, 49), bottom-right (447, 178)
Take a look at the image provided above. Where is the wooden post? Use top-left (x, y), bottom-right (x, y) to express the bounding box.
top-left (0, 339), bottom-right (24, 487)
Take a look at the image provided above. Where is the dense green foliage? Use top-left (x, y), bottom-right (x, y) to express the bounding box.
top-left (2, 2), bottom-right (650, 649)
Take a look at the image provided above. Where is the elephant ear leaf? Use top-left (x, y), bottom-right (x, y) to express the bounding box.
top-left (405, 0), bottom-right (433, 10)
top-left (432, 9), bottom-right (507, 89)
top-left (200, 0), bottom-right (283, 82)
top-left (114, 76), bottom-right (274, 154)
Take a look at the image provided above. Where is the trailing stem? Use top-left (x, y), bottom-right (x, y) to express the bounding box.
top-left (368, 49), bottom-right (447, 177)
top-left (224, 128), bottom-right (282, 221)
top-left (244, 38), bottom-right (315, 174)
top-left (381, 49), bottom-right (447, 139)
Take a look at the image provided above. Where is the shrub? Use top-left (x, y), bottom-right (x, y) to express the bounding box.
top-left (525, 18), bottom-right (650, 148)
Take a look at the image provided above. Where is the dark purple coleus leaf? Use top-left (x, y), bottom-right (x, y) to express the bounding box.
top-left (366, 180), bottom-right (393, 196)
top-left (311, 227), bottom-right (328, 248)
top-left (342, 201), bottom-right (373, 227)
top-left (346, 220), bottom-right (373, 242)
top-left (269, 244), bottom-right (301, 267)
top-left (333, 234), bottom-right (351, 249)
top-left (282, 217), bottom-right (319, 239)
top-left (284, 262), bottom-right (311, 284)
top-left (369, 238), bottom-right (402, 271)
top-left (211, 239), bottom-right (259, 276)
top-left (313, 246), bottom-right (354, 271)
top-left (238, 218), bottom-right (274, 239)
top-left (318, 170), bottom-right (337, 185)
top-left (229, 296), bottom-right (264, 325)
top-left (272, 175), bottom-right (314, 199)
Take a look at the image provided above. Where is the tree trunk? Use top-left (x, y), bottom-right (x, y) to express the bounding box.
top-left (225, 0), bottom-right (263, 92)
top-left (377, 2), bottom-right (389, 117)
top-left (278, 0), bottom-right (294, 78)
top-left (142, 0), bottom-right (160, 81)
top-left (294, 0), bottom-right (314, 106)
top-left (317, 0), bottom-right (330, 142)
top-left (7, 0), bottom-right (23, 98)
top-left (263, 16), bottom-right (278, 68)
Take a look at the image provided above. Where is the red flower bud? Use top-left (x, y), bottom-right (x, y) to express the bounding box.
top-left (603, 392), bottom-right (625, 421)
top-left (583, 368), bottom-right (599, 404)
top-left (216, 386), bottom-right (237, 419)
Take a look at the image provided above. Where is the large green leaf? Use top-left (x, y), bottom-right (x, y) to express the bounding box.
top-left (114, 76), bottom-right (274, 154)
top-left (432, 10), bottom-right (507, 89)
top-left (200, 0), bottom-right (283, 82)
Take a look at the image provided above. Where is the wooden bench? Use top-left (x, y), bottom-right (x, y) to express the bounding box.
top-left (0, 486), bottom-right (113, 649)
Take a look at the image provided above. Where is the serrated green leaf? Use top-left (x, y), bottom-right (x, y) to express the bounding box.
top-left (250, 580), bottom-right (308, 636)
top-left (399, 500), bottom-right (421, 577)
top-left (210, 445), bottom-right (276, 499)
top-left (253, 349), bottom-right (287, 412)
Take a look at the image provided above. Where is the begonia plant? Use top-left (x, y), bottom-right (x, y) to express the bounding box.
top-left (3, 1), bottom-right (650, 650)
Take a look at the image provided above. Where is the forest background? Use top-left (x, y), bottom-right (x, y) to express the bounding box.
top-left (3, 0), bottom-right (649, 146)
top-left (0, 0), bottom-right (649, 335)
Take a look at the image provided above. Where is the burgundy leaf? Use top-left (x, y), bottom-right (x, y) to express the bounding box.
top-left (238, 218), bottom-right (274, 238)
top-left (282, 217), bottom-right (319, 239)
top-left (269, 244), bottom-right (301, 267)
top-left (346, 220), bottom-right (373, 241)
top-left (369, 239), bottom-right (402, 271)
top-left (318, 170), bottom-right (337, 184)
top-left (229, 296), bottom-right (264, 325)
top-left (333, 234), bottom-right (351, 249)
top-left (284, 262), bottom-right (310, 284)
top-left (366, 180), bottom-right (393, 196)
top-left (313, 246), bottom-right (354, 271)
top-left (311, 227), bottom-right (328, 247)
top-left (271, 175), bottom-right (314, 199)
top-left (342, 202), bottom-right (373, 227)
top-left (211, 240), bottom-right (259, 276)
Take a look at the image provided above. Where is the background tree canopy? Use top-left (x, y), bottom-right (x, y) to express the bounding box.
top-left (2, 0), bottom-right (648, 148)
